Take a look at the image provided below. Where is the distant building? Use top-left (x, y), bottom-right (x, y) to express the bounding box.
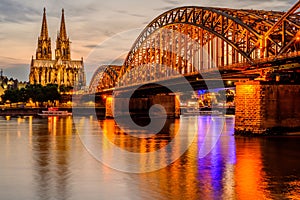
top-left (29, 8), bottom-right (86, 88)
top-left (0, 69), bottom-right (28, 101)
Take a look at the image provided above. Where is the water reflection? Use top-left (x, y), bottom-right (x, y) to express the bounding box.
top-left (75, 115), bottom-right (198, 173)
top-left (98, 118), bottom-right (178, 153)
top-left (31, 116), bottom-right (73, 200)
top-left (235, 137), bottom-right (267, 199)
top-left (78, 116), bottom-right (236, 199)
top-left (0, 116), bottom-right (299, 199)
top-left (131, 116), bottom-right (237, 199)
top-left (260, 137), bottom-right (300, 199)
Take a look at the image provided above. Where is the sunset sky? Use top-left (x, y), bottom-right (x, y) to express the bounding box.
top-left (0, 0), bottom-right (296, 84)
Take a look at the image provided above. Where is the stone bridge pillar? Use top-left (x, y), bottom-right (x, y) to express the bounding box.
top-left (151, 94), bottom-right (180, 118)
top-left (106, 94), bottom-right (180, 118)
top-left (105, 95), bottom-right (114, 118)
top-left (235, 81), bottom-right (300, 135)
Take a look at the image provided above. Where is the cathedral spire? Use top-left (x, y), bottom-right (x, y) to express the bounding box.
top-left (55, 8), bottom-right (71, 60)
top-left (59, 9), bottom-right (67, 40)
top-left (40, 7), bottom-right (48, 39)
top-left (36, 7), bottom-right (52, 60)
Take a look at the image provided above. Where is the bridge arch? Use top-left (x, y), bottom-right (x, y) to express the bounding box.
top-left (89, 65), bottom-right (121, 93)
top-left (91, 4), bottom-right (300, 91)
top-left (120, 6), bottom-right (266, 78)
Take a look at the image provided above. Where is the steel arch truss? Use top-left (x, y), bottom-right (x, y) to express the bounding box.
top-left (262, 1), bottom-right (300, 56)
top-left (123, 7), bottom-right (262, 74)
top-left (90, 3), bottom-right (300, 91)
top-left (119, 6), bottom-right (300, 82)
top-left (89, 65), bottom-right (121, 93)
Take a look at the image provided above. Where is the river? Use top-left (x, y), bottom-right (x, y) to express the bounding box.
top-left (0, 115), bottom-right (299, 199)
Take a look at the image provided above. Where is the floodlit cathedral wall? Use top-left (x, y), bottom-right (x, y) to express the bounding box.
top-left (29, 8), bottom-right (86, 88)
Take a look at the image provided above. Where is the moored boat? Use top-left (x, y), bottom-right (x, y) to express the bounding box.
top-left (38, 107), bottom-right (72, 116)
top-left (182, 107), bottom-right (223, 116)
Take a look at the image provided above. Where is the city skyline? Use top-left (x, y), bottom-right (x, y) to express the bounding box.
top-left (0, 0), bottom-right (295, 83)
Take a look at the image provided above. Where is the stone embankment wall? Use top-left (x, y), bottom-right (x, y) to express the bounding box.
top-left (0, 108), bottom-right (44, 116)
top-left (235, 81), bottom-right (300, 134)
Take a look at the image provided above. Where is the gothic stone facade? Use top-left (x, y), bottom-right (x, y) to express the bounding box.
top-left (29, 8), bottom-right (86, 88)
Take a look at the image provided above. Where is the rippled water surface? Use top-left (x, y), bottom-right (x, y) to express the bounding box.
top-left (0, 116), bottom-right (299, 200)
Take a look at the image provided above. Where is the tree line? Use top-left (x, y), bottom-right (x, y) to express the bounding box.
top-left (1, 84), bottom-right (72, 106)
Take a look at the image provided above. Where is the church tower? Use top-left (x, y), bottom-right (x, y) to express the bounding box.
top-left (30, 8), bottom-right (86, 88)
top-left (55, 9), bottom-right (71, 61)
top-left (36, 8), bottom-right (52, 60)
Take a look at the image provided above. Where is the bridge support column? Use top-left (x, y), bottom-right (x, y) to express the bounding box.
top-left (151, 94), bottom-right (180, 118)
top-left (105, 95), bottom-right (114, 118)
top-left (175, 95), bottom-right (181, 118)
top-left (112, 94), bottom-right (180, 118)
top-left (235, 81), bottom-right (300, 135)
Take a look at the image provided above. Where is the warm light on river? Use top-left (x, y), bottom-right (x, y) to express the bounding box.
top-left (0, 115), bottom-right (299, 199)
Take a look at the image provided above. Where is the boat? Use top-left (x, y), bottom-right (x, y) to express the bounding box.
top-left (181, 107), bottom-right (223, 116)
top-left (199, 110), bottom-right (223, 115)
top-left (38, 107), bottom-right (72, 116)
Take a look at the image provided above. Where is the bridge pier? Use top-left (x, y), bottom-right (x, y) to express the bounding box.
top-left (235, 81), bottom-right (300, 135)
top-left (105, 95), bottom-right (114, 118)
top-left (105, 94), bottom-right (180, 118)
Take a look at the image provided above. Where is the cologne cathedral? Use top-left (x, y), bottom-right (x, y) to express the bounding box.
top-left (29, 8), bottom-right (86, 88)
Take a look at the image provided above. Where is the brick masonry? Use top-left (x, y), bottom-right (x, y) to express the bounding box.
top-left (235, 81), bottom-right (300, 134)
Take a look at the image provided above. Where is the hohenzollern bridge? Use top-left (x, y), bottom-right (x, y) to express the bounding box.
top-left (85, 1), bottom-right (300, 134)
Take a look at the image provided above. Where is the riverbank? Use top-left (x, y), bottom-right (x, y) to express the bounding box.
top-left (0, 107), bottom-right (44, 116)
top-left (0, 107), bottom-right (106, 117)
top-left (234, 126), bottom-right (300, 136)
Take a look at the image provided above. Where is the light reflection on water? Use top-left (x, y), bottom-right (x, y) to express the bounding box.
top-left (0, 116), bottom-right (299, 200)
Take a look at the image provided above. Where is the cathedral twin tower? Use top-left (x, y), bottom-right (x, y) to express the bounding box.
top-left (29, 8), bottom-right (86, 88)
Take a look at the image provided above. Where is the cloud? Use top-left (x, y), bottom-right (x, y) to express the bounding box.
top-left (0, 56), bottom-right (20, 62)
top-left (161, 0), bottom-right (181, 6)
top-left (113, 9), bottom-right (145, 18)
top-left (0, 0), bottom-right (39, 23)
top-left (154, 6), bottom-right (177, 12)
top-left (84, 44), bottom-right (99, 49)
top-left (101, 57), bottom-right (125, 66)
top-left (1, 64), bottom-right (29, 81)
top-left (231, 0), bottom-right (294, 11)
top-left (128, 13), bottom-right (147, 18)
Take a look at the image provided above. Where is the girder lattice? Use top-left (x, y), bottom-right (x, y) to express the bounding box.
top-left (93, 2), bottom-right (300, 91)
top-left (89, 65), bottom-right (121, 93)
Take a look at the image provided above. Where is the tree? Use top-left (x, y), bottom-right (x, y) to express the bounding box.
top-left (216, 89), bottom-right (235, 103)
top-left (1, 84), bottom-right (61, 106)
top-left (2, 89), bottom-right (20, 104)
top-left (19, 88), bottom-right (28, 103)
top-left (59, 84), bottom-right (73, 93)
top-left (44, 84), bottom-right (60, 103)
top-left (225, 89), bottom-right (235, 102)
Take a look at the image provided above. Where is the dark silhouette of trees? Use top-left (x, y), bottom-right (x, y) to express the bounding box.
top-left (1, 89), bottom-right (20, 104)
top-left (1, 84), bottom-right (61, 106)
top-left (59, 85), bottom-right (73, 93)
top-left (216, 89), bottom-right (235, 103)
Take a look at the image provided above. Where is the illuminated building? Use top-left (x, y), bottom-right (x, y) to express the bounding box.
top-left (29, 8), bottom-right (86, 88)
